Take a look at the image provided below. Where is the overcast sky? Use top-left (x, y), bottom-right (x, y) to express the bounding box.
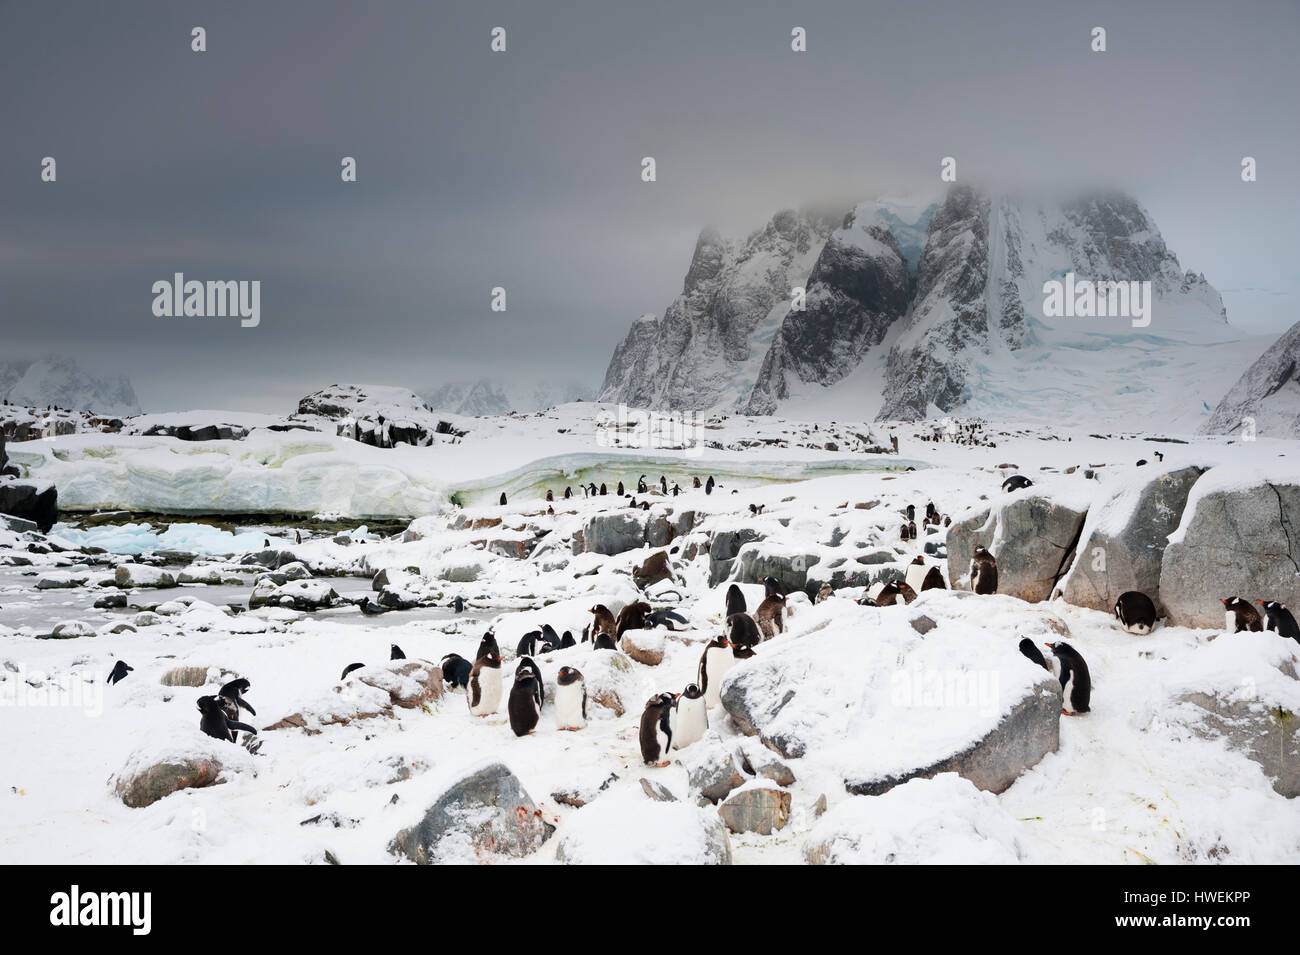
top-left (2, 0), bottom-right (1296, 412)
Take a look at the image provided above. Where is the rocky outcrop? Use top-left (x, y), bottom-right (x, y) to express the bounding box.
top-left (389, 762), bottom-right (552, 863)
top-left (717, 786), bottom-right (792, 834)
top-left (947, 494), bottom-right (1087, 602)
top-left (294, 384), bottom-right (463, 447)
top-left (112, 731), bottom-right (254, 808)
top-left (1160, 480), bottom-right (1300, 628)
top-left (1175, 691), bottom-right (1300, 797)
top-left (1059, 467), bottom-right (1203, 614)
top-left (843, 675), bottom-right (1062, 796)
top-left (0, 480), bottom-right (57, 532)
top-left (266, 660), bottom-right (444, 733)
top-left (1204, 319), bottom-right (1300, 439)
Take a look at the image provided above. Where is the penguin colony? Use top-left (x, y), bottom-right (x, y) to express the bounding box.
top-left (117, 470), bottom-right (1300, 766)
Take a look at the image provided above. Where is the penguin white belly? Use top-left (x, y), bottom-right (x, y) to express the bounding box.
top-left (904, 564), bottom-right (928, 595)
top-left (470, 670), bottom-right (502, 715)
top-left (554, 681), bottom-right (586, 730)
top-left (655, 724), bottom-right (672, 762)
top-left (702, 648), bottom-right (735, 707)
top-left (672, 698), bottom-right (708, 750)
top-left (1225, 610), bottom-right (1236, 633)
top-left (1061, 672), bottom-right (1076, 713)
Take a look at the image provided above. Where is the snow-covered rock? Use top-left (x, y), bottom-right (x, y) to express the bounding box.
top-left (554, 788), bottom-right (732, 864)
top-left (1204, 319), bottom-right (1300, 439)
top-left (947, 492), bottom-right (1088, 601)
top-left (112, 728), bottom-right (256, 808)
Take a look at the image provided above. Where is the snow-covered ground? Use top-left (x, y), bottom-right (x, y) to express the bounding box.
top-left (0, 406), bottom-right (1297, 865)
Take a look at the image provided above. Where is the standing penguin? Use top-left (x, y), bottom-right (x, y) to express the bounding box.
top-left (660, 475), bottom-right (668, 495)
top-left (705, 476), bottom-right (715, 495)
top-left (672, 683), bottom-right (708, 750)
top-left (906, 503), bottom-right (916, 523)
top-left (637, 475), bottom-right (648, 494)
top-left (218, 678), bottom-right (256, 734)
top-left (564, 486), bottom-right (573, 499)
top-left (539, 623), bottom-right (562, 652)
top-left (1259, 600), bottom-right (1300, 643)
top-left (554, 666), bottom-right (587, 730)
top-left (499, 492), bottom-right (508, 506)
top-left (467, 650), bottom-right (503, 717)
top-left (1046, 642), bottom-right (1091, 715)
top-left (1113, 591), bottom-right (1158, 635)
top-left (589, 604), bottom-right (618, 639)
top-left (617, 481), bottom-right (625, 496)
top-left (452, 595), bottom-right (465, 613)
top-left (727, 612), bottom-right (762, 648)
top-left (725, 584), bottom-right (747, 617)
top-left (515, 656), bottom-right (544, 709)
top-left (639, 693), bottom-right (676, 766)
top-left (755, 593), bottom-right (786, 639)
top-left (904, 556), bottom-right (930, 595)
top-left (106, 660), bottom-right (133, 685)
top-left (760, 575), bottom-right (783, 598)
top-left (508, 672), bottom-right (542, 737)
top-left (698, 636), bottom-right (736, 708)
top-left (616, 600), bottom-right (652, 636)
top-left (197, 695), bottom-right (258, 743)
top-left (390, 644), bottom-right (406, 660)
top-left (1221, 596), bottom-right (1263, 632)
top-left (970, 545), bottom-right (998, 595)
top-left (816, 583), bottom-right (833, 603)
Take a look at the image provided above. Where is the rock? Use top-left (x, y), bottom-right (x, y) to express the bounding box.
top-left (947, 494), bottom-right (1087, 601)
top-left (1060, 466), bottom-right (1203, 614)
top-left (0, 479), bottom-right (58, 532)
top-left (1160, 479), bottom-right (1300, 628)
top-left (389, 761), bottom-right (552, 863)
top-left (112, 730), bottom-right (254, 809)
top-left (160, 666), bottom-right (228, 687)
top-left (804, 774), bottom-right (1025, 864)
top-left (909, 614), bottom-right (938, 635)
top-left (93, 592), bottom-right (128, 609)
top-left (36, 571), bottom-right (92, 590)
top-left (553, 788), bottom-right (732, 864)
top-left (735, 545), bottom-right (821, 594)
top-left (114, 564), bottom-right (177, 589)
top-left (735, 738), bottom-right (796, 786)
top-left (843, 675), bottom-right (1062, 796)
top-left (632, 550), bottom-right (673, 588)
top-left (707, 527), bottom-right (766, 587)
top-left (265, 659), bottom-right (444, 732)
top-left (1203, 317), bottom-right (1300, 439)
top-left (619, 628), bottom-right (665, 666)
top-left (582, 512), bottom-right (649, 555)
top-left (115, 757), bottom-right (225, 808)
top-left (280, 561), bottom-right (311, 580)
top-left (1176, 692), bottom-right (1300, 797)
top-left (680, 732), bottom-right (746, 803)
top-left (250, 578), bottom-right (340, 611)
top-left (639, 778), bottom-right (677, 802)
top-left (238, 548), bottom-right (302, 571)
top-left (718, 785), bottom-right (792, 834)
top-left (49, 620), bottom-right (96, 639)
top-left (551, 771), bottom-right (620, 808)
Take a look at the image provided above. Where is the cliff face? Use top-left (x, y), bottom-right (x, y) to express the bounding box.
top-left (1203, 320), bottom-right (1300, 439)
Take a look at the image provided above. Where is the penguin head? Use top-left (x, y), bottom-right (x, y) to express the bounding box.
top-left (681, 683), bottom-right (703, 700)
top-left (196, 695), bottom-right (221, 715)
top-left (1221, 596), bottom-right (1246, 611)
top-left (1259, 600), bottom-right (1285, 613)
top-left (557, 666), bottom-right (582, 684)
top-left (973, 545), bottom-right (990, 557)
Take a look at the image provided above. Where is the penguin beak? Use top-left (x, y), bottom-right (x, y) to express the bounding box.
top-left (1220, 599), bottom-right (1227, 604)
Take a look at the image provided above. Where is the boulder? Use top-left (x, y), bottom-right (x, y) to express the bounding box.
top-left (680, 732), bottom-right (746, 803)
top-left (1160, 479), bottom-right (1300, 628)
top-left (619, 628), bottom-right (665, 666)
top-left (734, 545), bottom-right (821, 594)
top-left (718, 785), bottom-right (792, 835)
top-left (389, 761), bottom-right (552, 863)
top-left (114, 564), bottom-right (177, 589)
top-left (112, 730), bottom-right (254, 808)
top-left (266, 660), bottom-right (444, 732)
top-left (707, 527), bottom-right (766, 586)
top-left (553, 788), bottom-right (732, 864)
top-left (1175, 691), bottom-right (1300, 797)
top-left (582, 512), bottom-right (649, 555)
top-left (1060, 466), bottom-right (1203, 614)
top-left (49, 620), bottom-right (96, 639)
top-left (947, 493), bottom-right (1087, 601)
top-left (632, 550), bottom-right (673, 588)
top-left (0, 479), bottom-right (57, 532)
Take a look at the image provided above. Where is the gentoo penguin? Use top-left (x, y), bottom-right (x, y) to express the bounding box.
top-left (295, 529), bottom-right (303, 544)
top-left (970, 545), bottom-right (998, 595)
top-left (592, 630), bottom-right (618, 651)
top-left (907, 520), bottom-right (917, 540)
top-left (516, 630), bottom-right (543, 656)
top-left (499, 492), bottom-right (508, 506)
top-left (559, 630), bottom-right (577, 649)
top-left (906, 503), bottom-right (916, 523)
top-left (546, 488), bottom-right (554, 502)
top-left (816, 583), bottom-right (833, 603)
top-left (357, 596), bottom-right (388, 616)
top-left (660, 475), bottom-right (668, 495)
top-left (727, 611), bottom-right (762, 647)
top-left (616, 600), bottom-right (651, 636)
top-left (698, 636), bottom-right (735, 708)
top-left (340, 662), bottom-right (365, 680)
top-left (904, 556), bottom-right (930, 595)
top-left (218, 678), bottom-right (256, 730)
top-left (599, 483), bottom-right (608, 496)
top-left (672, 483), bottom-right (680, 496)
top-left (1046, 642), bottom-right (1091, 715)
top-left (452, 595), bottom-right (465, 613)
top-left (555, 666), bottom-right (587, 730)
top-left (725, 584), bottom-right (747, 617)
top-left (872, 580), bottom-right (916, 607)
top-left (476, 629), bottom-right (500, 661)
top-left (1221, 596), bottom-right (1263, 633)
top-left (921, 567), bottom-right (946, 590)
top-left (516, 656), bottom-right (544, 708)
top-left (197, 695), bottom-right (257, 744)
top-left (760, 575), bottom-right (783, 598)
top-left (106, 660), bottom-right (133, 685)
top-left (1018, 637), bottom-right (1050, 671)
top-left (899, 523), bottom-right (909, 542)
top-left (564, 486), bottom-right (573, 499)
top-left (540, 622), bottom-right (562, 651)
top-left (639, 693), bottom-right (676, 766)
top-left (589, 604), bottom-right (618, 639)
top-left (1259, 601), bottom-right (1300, 643)
top-left (645, 608), bottom-right (688, 630)
top-left (617, 481), bottom-right (625, 496)
top-left (440, 653), bottom-right (472, 689)
top-left (705, 476), bottom-right (715, 495)
top-left (467, 650), bottom-right (503, 716)
top-left (637, 475), bottom-right (648, 494)
top-left (390, 644), bottom-right (406, 660)
top-left (672, 683), bottom-right (708, 750)
top-left (755, 593), bottom-right (787, 639)
top-left (508, 672), bottom-right (542, 736)
top-left (1113, 591), bottom-right (1158, 635)
top-left (693, 476), bottom-right (702, 489)
top-left (1002, 475), bottom-right (1033, 493)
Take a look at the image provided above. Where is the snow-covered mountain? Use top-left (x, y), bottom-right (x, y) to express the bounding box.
top-left (420, 379), bottom-right (593, 416)
top-left (0, 356), bottom-right (140, 417)
top-left (602, 187), bottom-right (1250, 430)
top-left (1203, 319), bottom-right (1300, 439)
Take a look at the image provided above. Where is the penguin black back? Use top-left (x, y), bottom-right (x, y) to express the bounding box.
top-left (638, 692), bottom-right (676, 765)
top-left (1047, 642), bottom-right (1091, 714)
top-left (1113, 591), bottom-right (1158, 635)
top-left (727, 612), bottom-right (761, 648)
top-left (106, 660), bottom-right (133, 685)
top-left (508, 673), bottom-right (541, 736)
top-left (1018, 637), bottom-right (1049, 671)
top-left (1260, 600), bottom-right (1300, 642)
top-left (725, 583), bottom-right (747, 617)
top-left (440, 653), bottom-right (473, 689)
top-left (390, 644), bottom-right (406, 660)
top-left (477, 629), bottom-right (500, 661)
top-left (340, 662), bottom-right (365, 680)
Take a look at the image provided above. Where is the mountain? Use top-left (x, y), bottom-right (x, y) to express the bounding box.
top-left (1202, 319), bottom-right (1300, 439)
top-left (0, 356), bottom-right (140, 417)
top-left (601, 187), bottom-right (1246, 429)
top-left (598, 209), bottom-right (842, 411)
top-left (420, 379), bottom-right (593, 416)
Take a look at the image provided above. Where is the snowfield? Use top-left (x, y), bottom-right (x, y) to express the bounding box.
top-left (0, 404), bottom-right (1297, 865)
